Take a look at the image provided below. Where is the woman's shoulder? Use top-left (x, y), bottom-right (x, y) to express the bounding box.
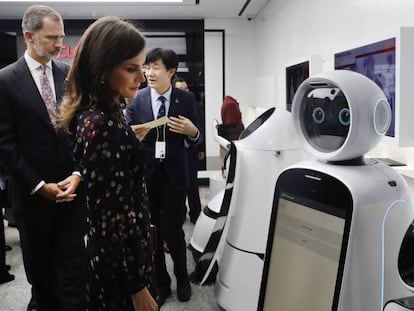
top-left (76, 110), bottom-right (118, 132)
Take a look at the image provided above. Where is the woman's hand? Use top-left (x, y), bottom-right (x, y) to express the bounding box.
top-left (133, 126), bottom-right (151, 141)
top-left (55, 174), bottom-right (81, 202)
top-left (132, 287), bottom-right (158, 311)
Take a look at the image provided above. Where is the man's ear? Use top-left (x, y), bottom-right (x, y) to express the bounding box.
top-left (24, 31), bottom-right (34, 43)
top-left (168, 68), bottom-right (177, 80)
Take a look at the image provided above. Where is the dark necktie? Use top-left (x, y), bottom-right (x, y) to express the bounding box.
top-left (157, 96), bottom-right (166, 141)
top-left (40, 65), bottom-right (57, 127)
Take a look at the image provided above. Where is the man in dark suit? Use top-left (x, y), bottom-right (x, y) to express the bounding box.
top-left (125, 48), bottom-right (200, 306)
top-left (0, 5), bottom-right (86, 310)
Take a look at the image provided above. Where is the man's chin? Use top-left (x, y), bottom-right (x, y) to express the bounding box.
top-left (41, 55), bottom-right (56, 62)
top-left (49, 51), bottom-right (62, 60)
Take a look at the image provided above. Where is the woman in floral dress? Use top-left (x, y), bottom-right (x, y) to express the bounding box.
top-left (58, 16), bottom-right (157, 311)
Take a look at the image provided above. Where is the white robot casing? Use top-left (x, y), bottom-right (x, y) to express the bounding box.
top-left (215, 107), bottom-right (303, 311)
top-left (190, 120), bottom-right (229, 257)
top-left (266, 160), bottom-right (413, 311)
top-left (292, 69), bottom-right (391, 162)
top-left (259, 70), bottom-right (414, 311)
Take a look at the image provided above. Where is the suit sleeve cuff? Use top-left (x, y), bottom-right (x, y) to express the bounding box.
top-left (72, 171), bottom-right (82, 177)
top-left (30, 180), bottom-right (45, 195)
top-left (188, 130), bottom-right (200, 141)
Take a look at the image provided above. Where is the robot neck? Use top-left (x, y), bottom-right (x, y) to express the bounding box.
top-left (326, 156), bottom-right (366, 166)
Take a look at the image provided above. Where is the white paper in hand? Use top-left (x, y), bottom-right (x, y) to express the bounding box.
top-left (130, 116), bottom-right (170, 130)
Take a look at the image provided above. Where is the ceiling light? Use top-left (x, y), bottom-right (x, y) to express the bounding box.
top-left (0, 0), bottom-right (184, 2)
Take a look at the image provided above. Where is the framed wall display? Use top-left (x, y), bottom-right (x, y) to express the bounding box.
top-left (285, 60), bottom-right (309, 112)
top-left (335, 38), bottom-right (396, 138)
top-left (334, 28), bottom-right (414, 147)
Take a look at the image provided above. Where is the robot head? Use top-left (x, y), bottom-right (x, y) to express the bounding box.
top-left (292, 70), bottom-right (391, 161)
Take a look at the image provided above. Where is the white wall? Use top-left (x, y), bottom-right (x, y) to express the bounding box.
top-left (203, 18), bottom-right (255, 167)
top-left (248, 0), bottom-right (414, 166)
top-left (204, 30), bottom-right (224, 168)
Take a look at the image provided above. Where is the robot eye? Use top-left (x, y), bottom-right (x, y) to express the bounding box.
top-left (312, 107), bottom-right (325, 124)
top-left (338, 108), bottom-right (350, 126)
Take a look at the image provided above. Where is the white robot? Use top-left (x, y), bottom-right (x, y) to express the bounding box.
top-left (213, 107), bottom-right (303, 310)
top-left (258, 70), bottom-right (414, 311)
top-left (189, 119), bottom-right (236, 284)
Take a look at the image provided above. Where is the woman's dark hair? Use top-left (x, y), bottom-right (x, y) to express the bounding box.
top-left (59, 16), bottom-right (145, 132)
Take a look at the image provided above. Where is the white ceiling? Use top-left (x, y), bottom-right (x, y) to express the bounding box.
top-left (0, 0), bottom-right (269, 20)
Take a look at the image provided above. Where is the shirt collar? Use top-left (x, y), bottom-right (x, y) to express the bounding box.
top-left (151, 86), bottom-right (172, 102)
top-left (24, 51), bottom-right (52, 73)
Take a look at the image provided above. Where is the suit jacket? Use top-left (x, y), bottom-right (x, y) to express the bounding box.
top-left (125, 86), bottom-right (201, 190)
top-left (0, 56), bottom-right (75, 211)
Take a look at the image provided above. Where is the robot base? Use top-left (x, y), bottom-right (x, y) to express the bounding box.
top-left (215, 242), bottom-right (263, 311)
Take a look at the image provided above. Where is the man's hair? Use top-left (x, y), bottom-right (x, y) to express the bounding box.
top-left (21, 5), bottom-right (62, 33)
top-left (145, 48), bottom-right (178, 71)
top-left (174, 76), bottom-right (187, 85)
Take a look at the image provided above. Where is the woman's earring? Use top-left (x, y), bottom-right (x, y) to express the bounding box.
top-left (100, 77), bottom-right (105, 85)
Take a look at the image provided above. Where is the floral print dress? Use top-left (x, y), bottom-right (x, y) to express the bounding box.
top-left (72, 109), bottom-right (153, 311)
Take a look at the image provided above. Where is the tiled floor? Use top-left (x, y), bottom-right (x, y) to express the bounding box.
top-left (0, 186), bottom-right (222, 311)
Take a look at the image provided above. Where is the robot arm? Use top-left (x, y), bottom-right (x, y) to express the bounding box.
top-left (213, 119), bottom-right (231, 151)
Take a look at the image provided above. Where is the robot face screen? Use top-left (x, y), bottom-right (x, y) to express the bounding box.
top-left (300, 87), bottom-right (350, 152)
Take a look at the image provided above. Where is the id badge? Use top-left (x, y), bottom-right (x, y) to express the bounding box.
top-left (155, 141), bottom-right (166, 159)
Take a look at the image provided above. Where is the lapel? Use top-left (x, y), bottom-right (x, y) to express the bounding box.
top-left (52, 61), bottom-right (66, 102)
top-left (12, 57), bottom-right (54, 131)
top-left (168, 88), bottom-right (180, 117)
top-left (142, 88), bottom-right (155, 121)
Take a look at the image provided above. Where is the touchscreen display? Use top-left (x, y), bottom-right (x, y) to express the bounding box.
top-left (262, 192), bottom-right (346, 311)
